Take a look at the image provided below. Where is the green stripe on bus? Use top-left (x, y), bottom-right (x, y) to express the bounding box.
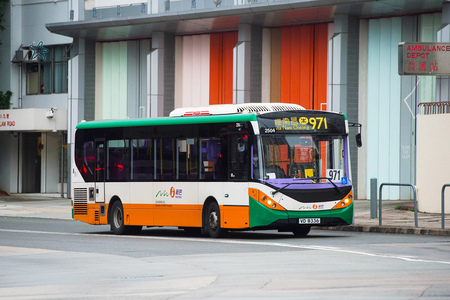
top-left (249, 196), bottom-right (288, 227)
top-left (76, 114), bottom-right (259, 129)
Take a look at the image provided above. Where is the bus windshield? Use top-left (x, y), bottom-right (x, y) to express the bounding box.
top-left (254, 134), bottom-right (349, 185)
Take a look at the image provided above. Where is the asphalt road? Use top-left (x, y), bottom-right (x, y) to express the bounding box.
top-left (1, 217), bottom-right (450, 299)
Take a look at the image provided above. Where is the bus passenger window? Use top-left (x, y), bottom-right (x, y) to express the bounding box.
top-left (107, 140), bottom-right (130, 181)
top-left (229, 135), bottom-right (248, 180)
top-left (83, 141), bottom-right (95, 180)
top-left (201, 138), bottom-right (221, 180)
top-left (156, 138), bottom-right (175, 181)
top-left (131, 139), bottom-right (153, 181)
top-left (178, 138), bottom-right (198, 180)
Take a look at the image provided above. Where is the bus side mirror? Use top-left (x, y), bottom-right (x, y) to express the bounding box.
top-left (356, 133), bottom-right (362, 148)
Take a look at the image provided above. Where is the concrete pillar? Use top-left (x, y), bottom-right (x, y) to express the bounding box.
top-left (234, 24), bottom-right (252, 104)
top-left (329, 14), bottom-right (360, 195)
top-left (328, 14), bottom-right (348, 114)
top-left (67, 38), bottom-right (85, 198)
top-left (149, 32), bottom-right (175, 117)
top-left (233, 24), bottom-right (262, 104)
top-left (150, 32), bottom-right (165, 117)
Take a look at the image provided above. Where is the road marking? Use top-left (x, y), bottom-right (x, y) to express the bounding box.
top-left (1, 228), bottom-right (450, 265)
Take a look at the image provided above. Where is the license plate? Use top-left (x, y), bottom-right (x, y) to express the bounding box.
top-left (299, 218), bottom-right (321, 224)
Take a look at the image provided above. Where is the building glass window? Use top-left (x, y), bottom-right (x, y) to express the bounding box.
top-left (25, 44), bottom-right (70, 95)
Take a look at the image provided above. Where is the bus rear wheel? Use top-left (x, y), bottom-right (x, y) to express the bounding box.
top-left (205, 202), bottom-right (225, 238)
top-left (292, 225), bottom-right (311, 237)
top-left (110, 201), bottom-right (142, 235)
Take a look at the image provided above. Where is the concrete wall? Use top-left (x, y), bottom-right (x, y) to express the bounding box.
top-left (416, 114), bottom-right (450, 213)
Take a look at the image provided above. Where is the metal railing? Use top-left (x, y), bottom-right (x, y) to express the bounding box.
top-left (379, 183), bottom-right (417, 227)
top-left (418, 101), bottom-right (450, 115)
top-left (441, 184), bottom-right (450, 229)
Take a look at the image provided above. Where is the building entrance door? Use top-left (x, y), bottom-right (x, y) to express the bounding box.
top-left (22, 133), bottom-right (41, 193)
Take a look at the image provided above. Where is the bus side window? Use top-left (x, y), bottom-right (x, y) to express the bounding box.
top-left (178, 138), bottom-right (198, 180)
top-left (83, 141), bottom-right (95, 180)
top-left (107, 140), bottom-right (130, 181)
top-left (229, 134), bottom-right (248, 180)
top-left (156, 138), bottom-right (176, 181)
top-left (201, 137), bottom-right (222, 181)
top-left (132, 139), bottom-right (153, 181)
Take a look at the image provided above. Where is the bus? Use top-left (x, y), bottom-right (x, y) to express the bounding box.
top-left (72, 103), bottom-right (358, 237)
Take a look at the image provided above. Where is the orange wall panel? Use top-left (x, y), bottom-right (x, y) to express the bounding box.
top-left (209, 32), bottom-right (238, 105)
top-left (279, 24), bottom-right (328, 109)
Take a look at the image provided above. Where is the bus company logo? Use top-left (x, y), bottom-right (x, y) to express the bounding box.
top-left (156, 187), bottom-right (182, 199)
top-left (299, 205), bottom-right (313, 210)
top-left (299, 204), bottom-right (324, 210)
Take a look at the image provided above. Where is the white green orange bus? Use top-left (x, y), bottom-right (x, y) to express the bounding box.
top-left (72, 103), bottom-right (357, 237)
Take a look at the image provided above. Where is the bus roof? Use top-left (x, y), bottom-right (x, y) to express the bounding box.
top-left (76, 113), bottom-right (259, 130)
top-left (170, 103), bottom-right (305, 117)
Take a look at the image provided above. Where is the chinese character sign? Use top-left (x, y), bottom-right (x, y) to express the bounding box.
top-left (399, 42), bottom-right (450, 76)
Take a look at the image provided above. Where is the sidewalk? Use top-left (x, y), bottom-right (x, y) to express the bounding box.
top-left (0, 194), bottom-right (449, 236)
top-left (0, 193), bottom-right (72, 220)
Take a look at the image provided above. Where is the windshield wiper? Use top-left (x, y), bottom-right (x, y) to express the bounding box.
top-left (308, 177), bottom-right (343, 194)
top-left (271, 182), bottom-right (294, 195)
top-left (271, 177), bottom-right (343, 196)
top-left (271, 178), bottom-right (315, 195)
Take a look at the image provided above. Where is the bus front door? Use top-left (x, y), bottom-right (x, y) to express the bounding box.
top-left (94, 140), bottom-right (105, 203)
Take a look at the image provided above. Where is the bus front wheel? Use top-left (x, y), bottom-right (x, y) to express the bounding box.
top-left (206, 202), bottom-right (225, 238)
top-left (292, 225), bottom-right (311, 237)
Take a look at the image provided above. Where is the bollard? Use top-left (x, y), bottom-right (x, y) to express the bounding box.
top-left (370, 178), bottom-right (377, 219)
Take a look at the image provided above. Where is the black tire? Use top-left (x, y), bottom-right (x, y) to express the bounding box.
top-left (110, 201), bottom-right (128, 235)
top-left (205, 202), bottom-right (225, 238)
top-left (292, 225), bottom-right (311, 237)
top-left (110, 201), bottom-right (143, 235)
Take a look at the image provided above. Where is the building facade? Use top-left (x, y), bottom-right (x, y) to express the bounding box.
top-left (0, 0), bottom-right (449, 201)
top-left (0, 0), bottom-right (71, 194)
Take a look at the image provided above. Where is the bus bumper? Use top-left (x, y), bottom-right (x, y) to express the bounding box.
top-left (249, 197), bottom-right (353, 229)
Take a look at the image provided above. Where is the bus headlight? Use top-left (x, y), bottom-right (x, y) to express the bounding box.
top-left (332, 191), bottom-right (353, 209)
top-left (248, 188), bottom-right (286, 211)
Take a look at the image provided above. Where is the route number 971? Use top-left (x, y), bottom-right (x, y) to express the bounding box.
top-left (327, 169), bottom-right (343, 182)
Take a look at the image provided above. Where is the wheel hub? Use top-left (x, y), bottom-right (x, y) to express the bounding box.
top-left (208, 211), bottom-right (218, 230)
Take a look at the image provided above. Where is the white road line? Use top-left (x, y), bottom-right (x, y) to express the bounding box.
top-left (1, 228), bottom-right (449, 265)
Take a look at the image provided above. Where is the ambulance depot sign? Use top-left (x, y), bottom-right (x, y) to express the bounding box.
top-left (399, 42), bottom-right (450, 75)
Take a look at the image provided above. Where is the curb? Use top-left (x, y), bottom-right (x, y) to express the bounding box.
top-left (316, 225), bottom-right (450, 237)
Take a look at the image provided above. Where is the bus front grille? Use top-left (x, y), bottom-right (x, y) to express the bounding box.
top-left (73, 188), bottom-right (88, 215)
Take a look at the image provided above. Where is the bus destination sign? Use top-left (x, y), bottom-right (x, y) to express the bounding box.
top-left (398, 42), bottom-right (450, 75)
top-left (258, 111), bottom-right (345, 134)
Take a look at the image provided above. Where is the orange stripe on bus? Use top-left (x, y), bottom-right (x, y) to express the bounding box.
top-left (221, 205), bottom-right (249, 229)
top-left (75, 203), bottom-right (251, 230)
